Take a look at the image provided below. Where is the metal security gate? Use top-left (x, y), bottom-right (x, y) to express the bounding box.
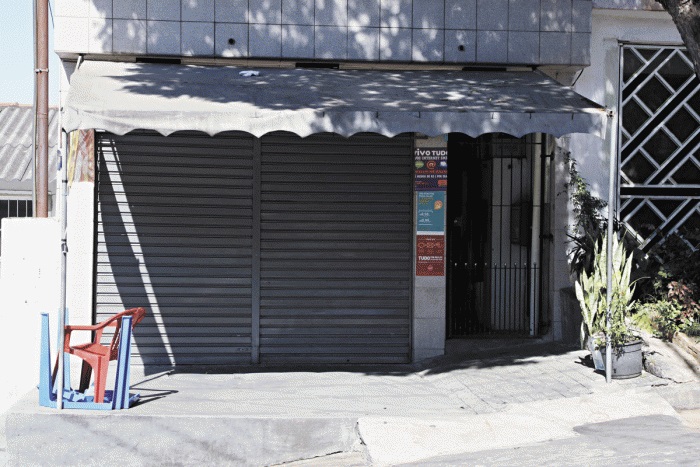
top-left (96, 131), bottom-right (413, 367)
top-left (619, 44), bottom-right (700, 251)
top-left (96, 131), bottom-right (255, 367)
top-left (447, 134), bottom-right (550, 337)
top-left (259, 133), bottom-right (413, 364)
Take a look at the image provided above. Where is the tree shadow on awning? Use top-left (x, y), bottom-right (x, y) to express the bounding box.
top-left (63, 61), bottom-right (606, 139)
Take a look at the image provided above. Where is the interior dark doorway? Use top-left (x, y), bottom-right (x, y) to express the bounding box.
top-left (446, 134), bottom-right (489, 336)
top-left (446, 133), bottom-right (547, 338)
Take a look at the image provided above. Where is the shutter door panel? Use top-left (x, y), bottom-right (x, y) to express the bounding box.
top-left (259, 133), bottom-right (413, 364)
top-left (96, 131), bottom-right (254, 367)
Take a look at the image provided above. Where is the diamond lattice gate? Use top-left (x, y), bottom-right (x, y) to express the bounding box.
top-left (620, 45), bottom-right (700, 250)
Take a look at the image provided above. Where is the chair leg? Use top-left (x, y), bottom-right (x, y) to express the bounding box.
top-left (51, 354), bottom-right (59, 390)
top-left (93, 358), bottom-right (111, 403)
top-left (79, 360), bottom-right (93, 393)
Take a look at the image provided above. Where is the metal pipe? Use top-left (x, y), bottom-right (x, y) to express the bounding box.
top-left (605, 43), bottom-right (624, 383)
top-left (54, 50), bottom-right (83, 414)
top-left (529, 134), bottom-right (543, 336)
top-left (35, 0), bottom-right (61, 407)
top-left (35, 0), bottom-right (49, 218)
top-left (57, 131), bottom-right (68, 410)
top-left (32, 0), bottom-right (37, 216)
top-left (605, 109), bottom-right (617, 384)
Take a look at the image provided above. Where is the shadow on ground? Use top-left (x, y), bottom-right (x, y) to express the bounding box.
top-left (131, 338), bottom-right (580, 380)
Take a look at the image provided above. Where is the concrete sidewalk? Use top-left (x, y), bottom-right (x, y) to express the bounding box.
top-left (4, 340), bottom-right (700, 466)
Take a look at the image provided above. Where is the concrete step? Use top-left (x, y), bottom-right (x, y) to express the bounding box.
top-left (5, 388), bottom-right (679, 466)
top-left (6, 410), bottom-right (359, 466)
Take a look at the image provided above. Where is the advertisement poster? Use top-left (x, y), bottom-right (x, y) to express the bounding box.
top-left (414, 147), bottom-right (447, 191)
top-left (416, 234), bottom-right (445, 276)
top-left (417, 191), bottom-right (446, 233)
top-left (68, 129), bottom-right (95, 187)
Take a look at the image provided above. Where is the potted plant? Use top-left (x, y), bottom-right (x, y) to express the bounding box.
top-left (575, 242), bottom-right (605, 370)
top-left (575, 233), bottom-right (642, 378)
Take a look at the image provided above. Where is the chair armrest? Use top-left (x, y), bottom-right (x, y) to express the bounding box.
top-left (64, 323), bottom-right (107, 351)
top-left (65, 322), bottom-right (108, 332)
top-left (62, 308), bottom-right (146, 352)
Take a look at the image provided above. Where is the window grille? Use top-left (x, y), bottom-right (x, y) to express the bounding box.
top-left (619, 45), bottom-right (700, 250)
top-left (0, 199), bottom-right (33, 247)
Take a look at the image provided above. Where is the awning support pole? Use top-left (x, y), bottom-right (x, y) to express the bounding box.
top-left (56, 131), bottom-right (68, 410)
top-left (605, 109), bottom-right (617, 384)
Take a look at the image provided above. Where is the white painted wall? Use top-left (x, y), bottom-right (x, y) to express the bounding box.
top-left (0, 191), bottom-right (99, 415)
top-left (59, 61), bottom-right (95, 338)
top-left (65, 182), bottom-right (96, 346)
top-left (551, 137), bottom-right (577, 342)
top-left (0, 218), bottom-right (61, 414)
top-left (552, 8), bottom-right (681, 342)
top-left (571, 8), bottom-right (680, 197)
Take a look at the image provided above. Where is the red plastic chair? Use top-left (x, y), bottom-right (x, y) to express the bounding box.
top-left (54, 307), bottom-right (146, 403)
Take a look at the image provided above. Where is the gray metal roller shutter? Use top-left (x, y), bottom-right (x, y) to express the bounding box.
top-left (96, 131), bottom-right (255, 367)
top-left (259, 132), bottom-right (413, 364)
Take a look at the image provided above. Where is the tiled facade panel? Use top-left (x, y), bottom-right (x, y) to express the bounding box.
top-left (55, 0), bottom-right (591, 65)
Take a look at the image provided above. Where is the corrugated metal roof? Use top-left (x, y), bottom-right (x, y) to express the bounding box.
top-left (0, 103), bottom-right (59, 183)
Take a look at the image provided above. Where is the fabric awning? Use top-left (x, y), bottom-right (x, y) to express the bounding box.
top-left (63, 60), bottom-right (606, 139)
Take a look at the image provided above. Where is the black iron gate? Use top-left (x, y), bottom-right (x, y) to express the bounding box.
top-left (447, 134), bottom-right (551, 337)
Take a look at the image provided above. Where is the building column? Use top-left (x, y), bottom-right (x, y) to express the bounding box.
top-left (412, 136), bottom-right (447, 361)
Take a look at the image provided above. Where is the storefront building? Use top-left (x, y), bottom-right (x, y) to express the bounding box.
top-left (53, 0), bottom-right (607, 369)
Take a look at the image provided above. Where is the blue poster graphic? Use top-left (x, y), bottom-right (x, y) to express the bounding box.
top-left (417, 191), bottom-right (446, 233)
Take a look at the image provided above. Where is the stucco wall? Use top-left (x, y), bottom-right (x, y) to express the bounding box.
top-left (0, 218), bottom-right (61, 414)
top-left (553, 8), bottom-right (680, 341)
top-left (54, 0), bottom-right (592, 66)
top-left (571, 8), bottom-right (679, 196)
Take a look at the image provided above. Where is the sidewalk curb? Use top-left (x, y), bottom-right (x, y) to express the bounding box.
top-left (5, 412), bottom-right (358, 467)
top-left (358, 389), bottom-right (678, 466)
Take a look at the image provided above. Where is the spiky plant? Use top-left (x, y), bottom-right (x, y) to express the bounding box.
top-left (575, 234), bottom-right (637, 348)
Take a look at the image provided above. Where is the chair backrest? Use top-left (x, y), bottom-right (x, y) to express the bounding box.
top-left (108, 307), bottom-right (146, 360)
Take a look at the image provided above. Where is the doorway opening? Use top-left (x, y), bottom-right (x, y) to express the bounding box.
top-left (446, 133), bottom-right (552, 338)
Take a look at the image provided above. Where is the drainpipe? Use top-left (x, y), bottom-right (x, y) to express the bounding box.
top-left (529, 134), bottom-right (543, 336)
top-left (35, 0), bottom-right (49, 218)
top-left (35, 0), bottom-right (62, 406)
top-left (32, 0), bottom-right (37, 215)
